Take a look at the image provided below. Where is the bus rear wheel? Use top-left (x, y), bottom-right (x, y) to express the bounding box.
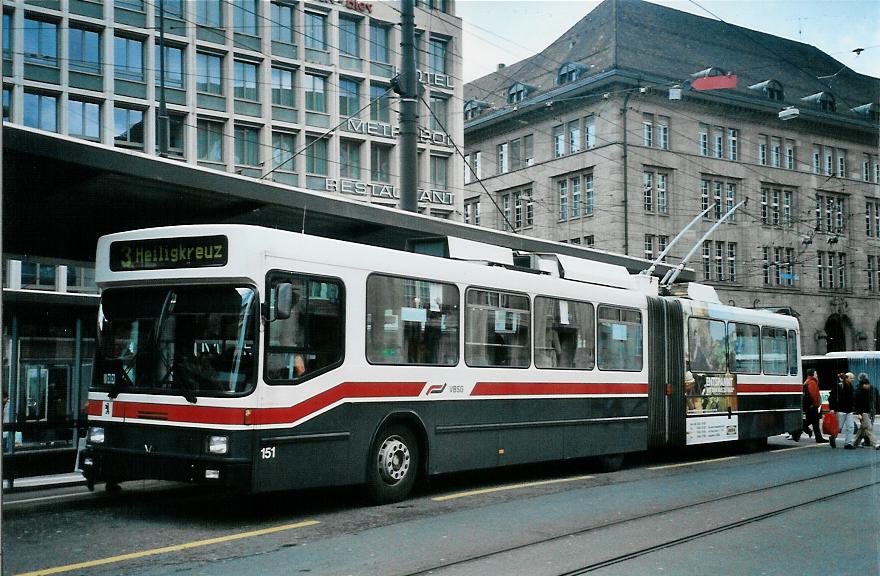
top-left (366, 425), bottom-right (419, 504)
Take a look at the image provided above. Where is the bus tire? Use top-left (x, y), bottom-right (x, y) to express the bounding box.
top-left (366, 425), bottom-right (419, 504)
top-left (596, 453), bottom-right (624, 473)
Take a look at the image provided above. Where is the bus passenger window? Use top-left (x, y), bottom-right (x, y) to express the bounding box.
top-left (687, 317), bottom-right (726, 373)
top-left (597, 306), bottom-right (642, 371)
top-left (534, 296), bottom-right (594, 369)
top-left (788, 330), bottom-right (799, 375)
top-left (265, 275), bottom-right (344, 383)
top-left (728, 322), bottom-right (760, 374)
top-left (365, 274), bottom-right (459, 366)
top-left (465, 289), bottom-right (530, 368)
top-left (761, 327), bottom-right (788, 375)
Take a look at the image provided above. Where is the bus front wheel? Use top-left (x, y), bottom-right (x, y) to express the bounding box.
top-left (366, 425), bottom-right (419, 504)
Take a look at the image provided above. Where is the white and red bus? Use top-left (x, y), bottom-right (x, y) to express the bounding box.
top-left (80, 225), bottom-right (802, 502)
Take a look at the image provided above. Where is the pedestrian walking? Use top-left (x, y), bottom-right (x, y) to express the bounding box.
top-left (801, 368), bottom-right (826, 443)
top-left (852, 373), bottom-right (880, 450)
top-left (828, 372), bottom-right (856, 449)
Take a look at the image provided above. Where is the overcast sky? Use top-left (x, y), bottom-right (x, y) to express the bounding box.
top-left (457, 0), bottom-right (880, 83)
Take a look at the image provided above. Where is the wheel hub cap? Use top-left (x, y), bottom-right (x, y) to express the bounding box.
top-left (377, 436), bottom-right (410, 484)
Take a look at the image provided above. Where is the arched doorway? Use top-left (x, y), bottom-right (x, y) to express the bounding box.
top-left (824, 314), bottom-right (848, 352)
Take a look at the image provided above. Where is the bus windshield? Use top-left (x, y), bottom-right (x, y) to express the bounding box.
top-left (93, 285), bottom-right (257, 398)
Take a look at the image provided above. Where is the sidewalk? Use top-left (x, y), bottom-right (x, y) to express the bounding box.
top-left (2, 471), bottom-right (87, 492)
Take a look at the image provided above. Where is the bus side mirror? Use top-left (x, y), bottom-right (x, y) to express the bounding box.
top-left (274, 283), bottom-right (294, 320)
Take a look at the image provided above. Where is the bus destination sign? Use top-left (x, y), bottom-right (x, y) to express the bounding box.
top-left (109, 235), bottom-right (228, 271)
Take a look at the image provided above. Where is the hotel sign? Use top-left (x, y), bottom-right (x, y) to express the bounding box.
top-left (344, 118), bottom-right (453, 147)
top-left (326, 179), bottom-right (454, 206)
top-left (315, 0), bottom-right (374, 14)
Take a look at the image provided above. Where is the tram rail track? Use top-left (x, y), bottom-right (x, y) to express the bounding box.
top-left (397, 462), bottom-right (878, 576)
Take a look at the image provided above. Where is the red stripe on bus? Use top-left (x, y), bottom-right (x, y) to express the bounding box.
top-left (737, 384), bottom-right (802, 393)
top-left (250, 381), bottom-right (426, 425)
top-left (91, 381), bottom-right (426, 426)
top-left (471, 382), bottom-right (649, 396)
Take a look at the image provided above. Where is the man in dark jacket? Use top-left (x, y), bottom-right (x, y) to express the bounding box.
top-left (829, 372), bottom-right (855, 449)
top-left (853, 373), bottom-right (880, 449)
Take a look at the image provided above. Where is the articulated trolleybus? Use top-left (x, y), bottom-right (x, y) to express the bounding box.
top-left (81, 225), bottom-right (802, 502)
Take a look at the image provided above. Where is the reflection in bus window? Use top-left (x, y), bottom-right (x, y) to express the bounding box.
top-left (365, 274), bottom-right (459, 366)
top-left (597, 305), bottom-right (642, 371)
top-left (266, 275), bottom-right (344, 383)
top-left (688, 317), bottom-right (727, 373)
top-left (534, 296), bottom-right (594, 369)
top-left (728, 322), bottom-right (760, 374)
top-left (465, 289), bottom-right (530, 367)
top-left (762, 327), bottom-right (788, 375)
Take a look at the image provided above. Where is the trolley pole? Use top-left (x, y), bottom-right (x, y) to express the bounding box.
top-left (396, 0), bottom-right (419, 213)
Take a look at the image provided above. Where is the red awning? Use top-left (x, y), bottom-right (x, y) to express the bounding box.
top-left (692, 75), bottom-right (738, 91)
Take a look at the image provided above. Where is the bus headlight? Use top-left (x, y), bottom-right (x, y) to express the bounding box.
top-left (207, 435), bottom-right (228, 454)
top-left (88, 427), bottom-right (105, 444)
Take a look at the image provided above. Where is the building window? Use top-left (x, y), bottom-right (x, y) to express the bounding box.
top-left (703, 241), bottom-right (737, 282)
top-left (304, 12), bottom-right (326, 50)
top-left (305, 74), bottom-right (326, 113)
top-left (658, 116), bottom-right (669, 150)
top-left (701, 177), bottom-right (738, 221)
top-left (114, 36), bottom-right (144, 81)
top-left (234, 60), bottom-right (258, 101)
top-left (558, 180), bottom-right (568, 220)
top-left (758, 134), bottom-right (767, 165)
top-left (233, 0), bottom-right (258, 36)
top-left (431, 155), bottom-right (448, 189)
top-left (371, 144), bottom-right (391, 182)
top-left (369, 22), bottom-right (389, 63)
top-left (713, 126), bottom-right (723, 158)
top-left (23, 92), bottom-right (57, 132)
top-left (812, 146), bottom-right (821, 174)
top-left (497, 142), bottom-right (508, 174)
top-left (557, 62), bottom-right (581, 85)
top-left (570, 177), bottom-right (581, 218)
top-left (583, 174), bottom-right (594, 216)
top-left (644, 235), bottom-right (654, 261)
top-left (771, 137), bottom-right (781, 167)
top-left (837, 150), bottom-right (847, 178)
top-left (113, 106), bottom-right (144, 148)
top-left (164, 113), bottom-right (186, 156)
top-left (155, 44), bottom-right (184, 89)
top-left (785, 139), bottom-right (795, 169)
top-left (197, 0), bottom-right (223, 27)
top-left (68, 99), bottom-right (100, 141)
top-left (868, 255), bottom-right (880, 293)
top-left (2, 13), bottom-right (11, 61)
top-left (643, 170), bottom-right (670, 214)
top-left (196, 52), bottom-right (223, 94)
top-left (699, 123), bottom-right (709, 156)
top-left (464, 199), bottom-right (481, 225)
top-left (116, 0), bottom-right (144, 10)
top-left (338, 78), bottom-right (360, 117)
top-left (370, 83), bottom-right (390, 123)
top-left (69, 27), bottom-right (100, 74)
top-left (428, 37), bottom-right (447, 74)
top-left (642, 113), bottom-right (654, 148)
top-left (429, 96), bottom-right (448, 132)
top-left (727, 128), bottom-right (738, 161)
top-left (305, 135), bottom-right (327, 175)
top-left (643, 172), bottom-right (653, 212)
top-left (24, 17), bottom-right (57, 66)
top-left (569, 120), bottom-right (582, 154)
top-left (553, 124), bottom-right (565, 158)
top-left (339, 139), bottom-right (361, 179)
top-left (271, 67), bottom-right (294, 107)
top-left (815, 193), bottom-right (845, 234)
top-left (866, 200), bottom-right (880, 238)
top-left (234, 125), bottom-right (260, 166)
top-left (271, 2), bottom-right (294, 44)
top-left (507, 83), bottom-right (528, 104)
top-left (2, 88), bottom-right (10, 121)
top-left (272, 131), bottom-right (295, 172)
top-left (760, 186), bottom-right (792, 226)
top-left (584, 115), bottom-right (596, 149)
top-left (339, 16), bottom-right (359, 57)
top-left (818, 251), bottom-right (847, 289)
top-left (197, 118), bottom-right (224, 162)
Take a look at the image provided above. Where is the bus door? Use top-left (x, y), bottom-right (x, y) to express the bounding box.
top-left (646, 297), bottom-right (685, 448)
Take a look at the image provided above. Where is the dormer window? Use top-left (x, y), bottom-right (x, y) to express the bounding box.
top-left (557, 62), bottom-right (586, 85)
top-left (851, 103), bottom-right (878, 123)
top-left (802, 91), bottom-right (836, 113)
top-left (507, 82), bottom-right (530, 104)
top-left (748, 79), bottom-right (784, 101)
top-left (464, 99), bottom-right (490, 121)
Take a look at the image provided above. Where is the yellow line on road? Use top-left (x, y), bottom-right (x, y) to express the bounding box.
top-left (649, 455), bottom-right (739, 470)
top-left (15, 520), bottom-right (321, 576)
top-left (433, 475), bottom-right (594, 502)
top-left (772, 443), bottom-right (826, 453)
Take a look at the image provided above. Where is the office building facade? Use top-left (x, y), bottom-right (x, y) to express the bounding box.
top-left (462, 0), bottom-right (879, 354)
